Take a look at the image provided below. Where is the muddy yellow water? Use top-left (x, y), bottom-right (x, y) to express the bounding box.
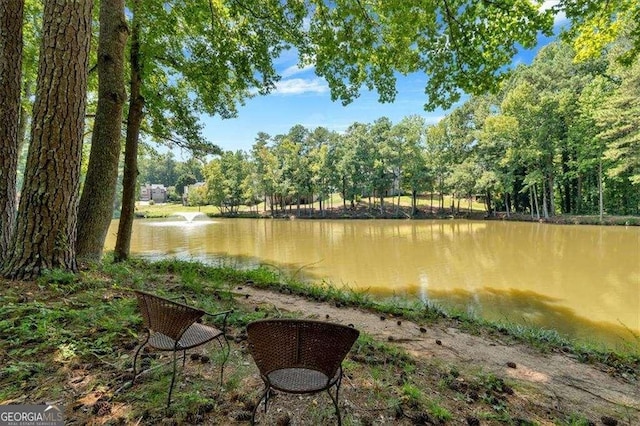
top-left (105, 218), bottom-right (640, 349)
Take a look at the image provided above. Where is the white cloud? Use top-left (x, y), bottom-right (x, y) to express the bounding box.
top-left (274, 78), bottom-right (329, 95)
top-left (281, 63), bottom-right (316, 78)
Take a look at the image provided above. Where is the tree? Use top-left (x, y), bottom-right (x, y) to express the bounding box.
top-left (114, 0), bottom-right (143, 262)
top-left (571, 76), bottom-right (612, 218)
top-left (2, 0), bottom-right (92, 279)
top-left (308, 0), bottom-right (553, 110)
top-left (598, 59), bottom-right (640, 213)
top-left (204, 151), bottom-right (250, 214)
top-left (114, 0), bottom-right (306, 260)
top-left (561, 0), bottom-right (640, 64)
top-left (76, 0), bottom-right (128, 261)
top-left (394, 116), bottom-right (430, 216)
top-left (425, 121), bottom-right (451, 211)
top-left (369, 117), bottom-right (395, 212)
top-left (283, 125), bottom-right (312, 214)
top-left (0, 0), bottom-right (23, 265)
top-left (251, 133), bottom-right (278, 213)
top-left (477, 113), bottom-right (519, 216)
top-left (138, 152), bottom-right (179, 187)
top-left (307, 127), bottom-right (337, 216)
top-left (337, 123), bottom-right (371, 208)
top-left (175, 174), bottom-right (197, 197)
top-left (446, 158), bottom-right (480, 213)
top-left (271, 133), bottom-right (301, 211)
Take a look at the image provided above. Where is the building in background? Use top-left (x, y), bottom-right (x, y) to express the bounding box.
top-left (140, 183), bottom-right (168, 203)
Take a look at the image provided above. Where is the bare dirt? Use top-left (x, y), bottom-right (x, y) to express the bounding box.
top-left (235, 285), bottom-right (640, 424)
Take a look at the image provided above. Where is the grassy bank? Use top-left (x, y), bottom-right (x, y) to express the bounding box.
top-left (135, 200), bottom-right (640, 226)
top-left (1, 259), bottom-right (637, 424)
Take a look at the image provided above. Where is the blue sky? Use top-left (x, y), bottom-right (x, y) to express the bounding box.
top-left (191, 1), bottom-right (566, 156)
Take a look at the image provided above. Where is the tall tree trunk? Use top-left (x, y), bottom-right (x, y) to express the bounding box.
top-left (576, 175), bottom-right (582, 214)
top-left (598, 159), bottom-right (604, 221)
top-left (484, 190), bottom-right (491, 215)
top-left (546, 174), bottom-right (554, 217)
top-left (542, 180), bottom-right (549, 219)
top-left (77, 0), bottom-right (128, 261)
top-left (3, 0), bottom-right (92, 279)
top-left (504, 192), bottom-right (510, 218)
top-left (114, 3), bottom-right (143, 262)
top-left (561, 150), bottom-right (571, 214)
top-left (0, 0), bottom-right (23, 266)
top-left (411, 189), bottom-right (417, 217)
top-left (342, 178), bottom-right (346, 209)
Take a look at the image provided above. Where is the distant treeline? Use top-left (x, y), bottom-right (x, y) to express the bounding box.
top-left (140, 41), bottom-right (639, 218)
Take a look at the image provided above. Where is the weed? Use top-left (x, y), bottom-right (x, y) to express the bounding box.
top-left (38, 268), bottom-right (77, 286)
top-left (560, 413), bottom-right (594, 426)
top-left (401, 383), bottom-right (424, 406)
top-left (427, 399), bottom-right (453, 421)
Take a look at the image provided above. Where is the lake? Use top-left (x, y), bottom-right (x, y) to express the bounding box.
top-left (105, 216), bottom-right (640, 349)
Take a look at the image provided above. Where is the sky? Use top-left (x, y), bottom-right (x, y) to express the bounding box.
top-left (189, 2), bottom-right (566, 157)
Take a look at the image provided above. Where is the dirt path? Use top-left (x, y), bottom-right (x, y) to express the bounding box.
top-left (234, 285), bottom-right (640, 421)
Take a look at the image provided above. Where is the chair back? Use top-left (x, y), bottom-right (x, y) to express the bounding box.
top-left (247, 319), bottom-right (360, 379)
top-left (134, 290), bottom-right (205, 341)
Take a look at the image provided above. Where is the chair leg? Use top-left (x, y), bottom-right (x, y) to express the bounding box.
top-left (167, 349), bottom-right (179, 409)
top-left (216, 336), bottom-right (231, 386)
top-left (327, 388), bottom-right (341, 426)
top-left (251, 384), bottom-right (270, 425)
top-left (131, 333), bottom-right (150, 384)
top-left (327, 372), bottom-right (344, 426)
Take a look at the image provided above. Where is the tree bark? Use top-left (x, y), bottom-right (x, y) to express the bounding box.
top-left (0, 0), bottom-right (23, 266)
top-left (546, 173), bottom-right (554, 217)
top-left (2, 0), bottom-right (93, 280)
top-left (598, 159), bottom-right (604, 221)
top-left (114, 1), bottom-right (143, 262)
top-left (76, 0), bottom-right (128, 261)
top-left (411, 189), bottom-right (417, 217)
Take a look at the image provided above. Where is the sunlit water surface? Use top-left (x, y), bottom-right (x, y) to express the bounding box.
top-left (105, 217), bottom-right (640, 349)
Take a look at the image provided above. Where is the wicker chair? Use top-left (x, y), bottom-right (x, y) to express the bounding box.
top-left (246, 319), bottom-right (360, 425)
top-left (131, 290), bottom-right (231, 409)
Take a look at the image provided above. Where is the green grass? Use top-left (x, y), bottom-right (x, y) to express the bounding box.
top-left (1, 257), bottom-right (637, 424)
top-left (427, 399), bottom-right (454, 421)
top-left (135, 202), bottom-right (221, 218)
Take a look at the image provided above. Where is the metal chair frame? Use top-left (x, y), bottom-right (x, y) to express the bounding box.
top-left (247, 318), bottom-right (359, 425)
top-left (131, 290), bottom-right (231, 408)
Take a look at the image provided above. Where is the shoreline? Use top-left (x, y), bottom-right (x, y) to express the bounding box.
top-left (136, 203), bottom-right (640, 226)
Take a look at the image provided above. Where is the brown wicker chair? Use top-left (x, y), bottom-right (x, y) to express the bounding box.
top-left (246, 319), bottom-right (360, 425)
top-left (131, 290), bottom-right (231, 408)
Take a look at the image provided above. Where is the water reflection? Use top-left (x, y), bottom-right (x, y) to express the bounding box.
top-left (104, 218), bottom-right (640, 348)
